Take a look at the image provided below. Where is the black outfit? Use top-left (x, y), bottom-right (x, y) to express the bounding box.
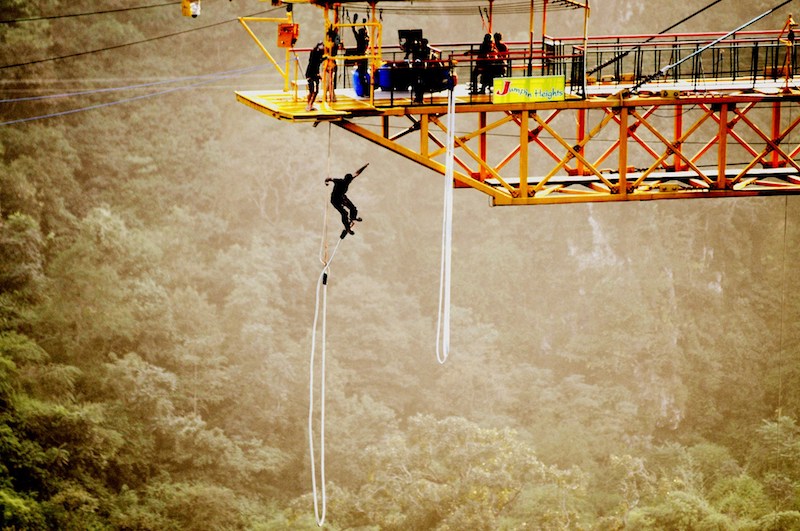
top-left (306, 44), bottom-right (325, 92)
top-left (471, 34), bottom-right (494, 93)
top-left (411, 39), bottom-right (431, 103)
top-left (353, 27), bottom-right (369, 55)
top-left (494, 38), bottom-right (509, 78)
top-left (329, 175), bottom-right (359, 233)
top-left (352, 27), bottom-right (370, 89)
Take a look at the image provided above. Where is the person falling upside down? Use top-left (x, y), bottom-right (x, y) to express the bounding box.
top-left (325, 163), bottom-right (368, 238)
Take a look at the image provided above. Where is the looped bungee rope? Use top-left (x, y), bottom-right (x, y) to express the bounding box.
top-left (309, 124), bottom-right (340, 527)
top-left (308, 233), bottom-right (344, 527)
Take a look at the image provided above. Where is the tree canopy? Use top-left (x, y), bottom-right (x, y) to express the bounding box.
top-left (1, 1), bottom-right (799, 528)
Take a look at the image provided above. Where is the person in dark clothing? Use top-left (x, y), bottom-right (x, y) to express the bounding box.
top-left (411, 39), bottom-right (431, 104)
top-left (470, 33), bottom-right (494, 94)
top-left (325, 163), bottom-right (368, 237)
top-left (352, 24), bottom-right (369, 55)
top-left (493, 32), bottom-right (509, 78)
top-left (352, 23), bottom-right (370, 92)
top-left (306, 42), bottom-right (325, 111)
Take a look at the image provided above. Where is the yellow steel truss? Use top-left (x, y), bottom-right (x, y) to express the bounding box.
top-left (322, 92), bottom-right (800, 206)
top-left (239, 15), bottom-right (298, 93)
top-left (240, 2), bottom-right (383, 105)
top-left (235, 2), bottom-right (800, 206)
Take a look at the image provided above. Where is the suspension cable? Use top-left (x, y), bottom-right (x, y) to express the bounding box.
top-left (587, 0), bottom-right (727, 76)
top-left (630, 0), bottom-right (794, 93)
top-left (0, 64), bottom-right (266, 126)
top-left (436, 86), bottom-right (456, 364)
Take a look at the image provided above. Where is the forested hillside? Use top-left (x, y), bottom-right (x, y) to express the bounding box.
top-left (1, 1), bottom-right (799, 529)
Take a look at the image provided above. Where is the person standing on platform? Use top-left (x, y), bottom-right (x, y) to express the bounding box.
top-left (470, 33), bottom-right (494, 94)
top-left (323, 27), bottom-right (340, 103)
top-left (306, 41), bottom-right (325, 111)
top-left (493, 32), bottom-right (509, 79)
top-left (352, 22), bottom-right (370, 94)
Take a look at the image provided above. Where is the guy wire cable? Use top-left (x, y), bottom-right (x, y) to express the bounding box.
top-left (0, 64), bottom-right (267, 126)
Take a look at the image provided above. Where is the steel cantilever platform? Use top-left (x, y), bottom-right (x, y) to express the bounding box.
top-left (237, 5), bottom-right (800, 206)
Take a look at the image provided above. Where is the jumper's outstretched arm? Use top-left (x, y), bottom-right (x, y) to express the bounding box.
top-left (353, 163), bottom-right (369, 178)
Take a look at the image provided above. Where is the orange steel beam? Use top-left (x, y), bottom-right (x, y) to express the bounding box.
top-left (510, 110), bottom-right (562, 168)
top-left (771, 101), bottom-right (782, 168)
top-left (618, 106), bottom-right (629, 197)
top-left (600, 106), bottom-right (663, 170)
top-left (717, 103), bottom-right (728, 188)
top-left (730, 106), bottom-right (800, 183)
top-left (321, 92), bottom-right (800, 206)
top-left (673, 103), bottom-right (684, 171)
top-left (629, 107), bottom-right (712, 185)
top-left (695, 102), bottom-right (760, 164)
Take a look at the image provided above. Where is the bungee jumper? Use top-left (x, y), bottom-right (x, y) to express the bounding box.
top-left (325, 163), bottom-right (368, 238)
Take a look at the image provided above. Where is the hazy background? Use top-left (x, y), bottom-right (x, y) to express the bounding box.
top-left (1, 0), bottom-right (799, 529)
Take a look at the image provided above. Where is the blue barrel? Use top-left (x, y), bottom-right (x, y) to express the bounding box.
top-left (376, 66), bottom-right (393, 91)
top-left (352, 68), bottom-right (371, 97)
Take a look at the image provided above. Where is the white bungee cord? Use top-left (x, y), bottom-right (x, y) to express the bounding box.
top-left (436, 86), bottom-right (456, 364)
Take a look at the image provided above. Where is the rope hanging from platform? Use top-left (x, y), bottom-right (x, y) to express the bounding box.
top-left (436, 87), bottom-right (456, 364)
top-left (308, 234), bottom-right (344, 527)
top-left (308, 125), bottom-right (339, 527)
top-left (778, 196), bottom-right (789, 417)
top-left (319, 124), bottom-right (333, 265)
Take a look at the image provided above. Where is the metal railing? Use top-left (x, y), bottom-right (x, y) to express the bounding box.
top-left (282, 29), bottom-right (796, 106)
top-left (575, 30), bottom-right (797, 90)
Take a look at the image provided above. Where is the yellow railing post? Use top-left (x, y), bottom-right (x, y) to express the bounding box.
top-left (239, 14), bottom-right (297, 93)
top-left (519, 111), bottom-right (529, 198)
top-left (618, 107), bottom-right (628, 197)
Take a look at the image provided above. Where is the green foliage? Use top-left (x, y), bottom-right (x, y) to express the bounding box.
top-left (0, 126), bottom-right (82, 236)
top-left (709, 474), bottom-right (771, 521)
top-left (326, 414), bottom-right (580, 530)
top-left (41, 483), bottom-right (108, 531)
top-left (0, 1), bottom-right (798, 528)
top-left (0, 331), bottom-right (47, 365)
top-left (103, 352), bottom-right (177, 424)
top-left (0, 487), bottom-right (47, 531)
top-left (688, 442), bottom-right (743, 491)
top-left (754, 511), bottom-right (800, 531)
top-left (127, 481), bottom-right (260, 531)
top-left (34, 206), bottom-right (164, 361)
top-left (749, 416), bottom-right (800, 479)
top-left (0, 213), bottom-right (44, 298)
top-left (627, 490), bottom-right (721, 530)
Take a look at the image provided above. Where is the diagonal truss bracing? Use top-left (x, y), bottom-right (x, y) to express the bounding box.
top-left (334, 93), bottom-right (800, 205)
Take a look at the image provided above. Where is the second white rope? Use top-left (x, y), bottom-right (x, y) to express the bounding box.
top-left (436, 87), bottom-right (456, 364)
